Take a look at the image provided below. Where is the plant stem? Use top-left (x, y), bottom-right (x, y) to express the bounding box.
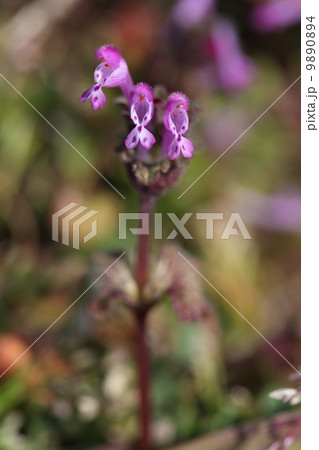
top-left (135, 194), bottom-right (155, 449)
top-left (135, 195), bottom-right (155, 292)
top-left (136, 309), bottom-right (151, 450)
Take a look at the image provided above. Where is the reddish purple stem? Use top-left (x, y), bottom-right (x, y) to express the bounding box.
top-left (134, 195), bottom-right (155, 450)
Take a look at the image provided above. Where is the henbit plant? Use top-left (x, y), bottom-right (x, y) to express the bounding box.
top-left (267, 374), bottom-right (301, 450)
top-left (80, 45), bottom-right (208, 449)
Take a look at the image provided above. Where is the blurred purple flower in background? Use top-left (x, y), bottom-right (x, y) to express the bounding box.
top-left (235, 189), bottom-right (300, 232)
top-left (203, 109), bottom-right (249, 153)
top-left (254, 190), bottom-right (301, 232)
top-left (250, 0), bottom-right (301, 32)
top-left (171, 0), bottom-right (216, 30)
top-left (209, 19), bottom-right (256, 91)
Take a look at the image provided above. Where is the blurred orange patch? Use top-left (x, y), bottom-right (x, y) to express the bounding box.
top-left (0, 333), bottom-right (31, 375)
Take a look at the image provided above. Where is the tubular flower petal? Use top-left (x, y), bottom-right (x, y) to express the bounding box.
top-left (79, 45), bottom-right (133, 110)
top-left (163, 92), bottom-right (194, 160)
top-left (125, 83), bottom-right (156, 150)
top-left (94, 45), bottom-right (133, 98)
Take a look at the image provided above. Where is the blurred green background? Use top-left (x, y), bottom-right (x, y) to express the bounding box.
top-left (0, 0), bottom-right (300, 449)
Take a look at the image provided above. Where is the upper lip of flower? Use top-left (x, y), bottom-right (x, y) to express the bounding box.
top-left (94, 44), bottom-right (123, 66)
top-left (94, 59), bottom-right (129, 87)
top-left (164, 93), bottom-right (189, 137)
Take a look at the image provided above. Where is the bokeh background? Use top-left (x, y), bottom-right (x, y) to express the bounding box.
top-left (0, 0), bottom-right (300, 449)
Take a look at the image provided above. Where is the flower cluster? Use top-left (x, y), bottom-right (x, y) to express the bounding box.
top-left (80, 45), bottom-right (194, 161)
top-left (267, 376), bottom-right (301, 450)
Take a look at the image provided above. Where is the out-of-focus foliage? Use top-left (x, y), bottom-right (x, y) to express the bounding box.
top-left (0, 0), bottom-right (300, 448)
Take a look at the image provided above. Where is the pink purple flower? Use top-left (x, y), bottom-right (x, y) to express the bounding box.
top-left (171, 0), bottom-right (216, 30)
top-left (163, 92), bottom-right (194, 160)
top-left (209, 19), bottom-right (255, 91)
top-left (80, 45), bottom-right (133, 110)
top-left (250, 0), bottom-right (301, 32)
top-left (125, 83), bottom-right (156, 151)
